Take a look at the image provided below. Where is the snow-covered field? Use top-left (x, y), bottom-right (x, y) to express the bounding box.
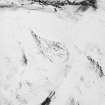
top-left (0, 7), bottom-right (105, 105)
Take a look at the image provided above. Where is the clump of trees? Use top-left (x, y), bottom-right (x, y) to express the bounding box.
top-left (0, 0), bottom-right (100, 12)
